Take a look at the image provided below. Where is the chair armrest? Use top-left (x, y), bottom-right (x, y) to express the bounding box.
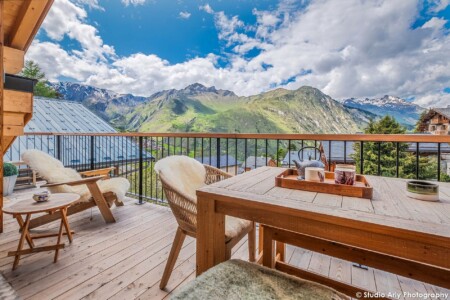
top-left (204, 164), bottom-right (233, 185)
top-left (79, 167), bottom-right (116, 178)
top-left (41, 175), bottom-right (105, 188)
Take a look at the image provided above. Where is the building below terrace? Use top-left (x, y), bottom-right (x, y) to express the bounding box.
top-left (4, 97), bottom-right (151, 168)
top-left (195, 155), bottom-right (240, 174)
top-left (417, 107), bottom-right (450, 135)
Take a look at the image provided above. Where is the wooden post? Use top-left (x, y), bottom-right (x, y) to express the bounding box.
top-left (0, 0), bottom-right (5, 233)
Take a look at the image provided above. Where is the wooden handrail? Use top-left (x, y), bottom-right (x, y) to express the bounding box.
top-left (22, 132), bottom-right (450, 143)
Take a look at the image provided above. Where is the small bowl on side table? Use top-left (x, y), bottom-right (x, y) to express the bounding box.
top-left (33, 191), bottom-right (50, 202)
top-left (406, 181), bottom-right (439, 202)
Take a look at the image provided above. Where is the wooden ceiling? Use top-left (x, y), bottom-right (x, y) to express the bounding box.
top-left (2, 0), bottom-right (54, 73)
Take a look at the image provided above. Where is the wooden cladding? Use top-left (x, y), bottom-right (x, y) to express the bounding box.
top-left (2, 89), bottom-right (33, 137)
top-left (3, 46), bottom-right (23, 74)
top-left (3, 90), bottom-right (32, 113)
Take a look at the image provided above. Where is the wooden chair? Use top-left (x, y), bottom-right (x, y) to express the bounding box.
top-left (154, 156), bottom-right (256, 290)
top-left (21, 150), bottom-right (129, 229)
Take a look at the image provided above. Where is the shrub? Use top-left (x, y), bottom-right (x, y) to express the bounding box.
top-left (4, 163), bottom-right (18, 177)
top-left (441, 173), bottom-right (450, 182)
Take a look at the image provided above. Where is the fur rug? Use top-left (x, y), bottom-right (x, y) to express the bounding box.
top-left (171, 259), bottom-right (349, 300)
top-left (154, 155), bottom-right (206, 201)
top-left (22, 149), bottom-right (130, 203)
top-left (154, 155), bottom-right (251, 240)
top-left (0, 273), bottom-right (20, 300)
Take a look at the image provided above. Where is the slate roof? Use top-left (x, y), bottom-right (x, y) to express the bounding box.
top-left (280, 140), bottom-right (450, 166)
top-left (407, 142), bottom-right (450, 153)
top-left (4, 97), bottom-right (151, 166)
top-left (434, 108), bottom-right (450, 120)
top-left (282, 141), bottom-right (355, 166)
top-left (242, 156), bottom-right (274, 169)
top-left (195, 155), bottom-right (239, 168)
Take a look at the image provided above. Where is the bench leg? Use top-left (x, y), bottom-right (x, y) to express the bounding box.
top-left (248, 222), bottom-right (256, 262)
top-left (276, 241), bottom-right (286, 262)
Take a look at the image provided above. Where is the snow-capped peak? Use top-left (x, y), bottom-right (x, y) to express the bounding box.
top-left (344, 95), bottom-right (415, 107)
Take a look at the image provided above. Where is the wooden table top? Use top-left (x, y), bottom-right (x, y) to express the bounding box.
top-left (197, 167), bottom-right (450, 239)
top-left (3, 193), bottom-right (80, 214)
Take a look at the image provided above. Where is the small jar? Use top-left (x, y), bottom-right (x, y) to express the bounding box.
top-left (334, 165), bottom-right (356, 185)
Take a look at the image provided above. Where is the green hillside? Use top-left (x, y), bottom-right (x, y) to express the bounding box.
top-left (122, 84), bottom-right (371, 134)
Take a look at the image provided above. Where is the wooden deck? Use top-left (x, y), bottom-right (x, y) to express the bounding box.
top-left (1, 188), bottom-right (449, 300)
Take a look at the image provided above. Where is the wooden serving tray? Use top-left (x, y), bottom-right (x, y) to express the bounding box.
top-left (275, 169), bottom-right (373, 199)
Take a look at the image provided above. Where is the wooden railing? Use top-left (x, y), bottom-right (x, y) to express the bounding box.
top-left (17, 132), bottom-right (450, 142)
top-left (5, 132), bottom-right (450, 204)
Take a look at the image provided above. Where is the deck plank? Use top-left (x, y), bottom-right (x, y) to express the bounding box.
top-left (0, 189), bottom-right (449, 300)
top-left (14, 216), bottom-right (176, 297)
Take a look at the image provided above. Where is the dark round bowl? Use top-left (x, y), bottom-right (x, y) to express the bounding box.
top-left (406, 180), bottom-right (439, 201)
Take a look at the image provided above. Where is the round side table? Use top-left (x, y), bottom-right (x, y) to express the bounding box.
top-left (3, 193), bottom-right (80, 270)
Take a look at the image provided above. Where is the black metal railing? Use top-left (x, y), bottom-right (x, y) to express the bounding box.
top-left (4, 133), bottom-right (450, 204)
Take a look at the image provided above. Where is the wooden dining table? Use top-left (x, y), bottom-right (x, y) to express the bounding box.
top-left (196, 167), bottom-right (450, 297)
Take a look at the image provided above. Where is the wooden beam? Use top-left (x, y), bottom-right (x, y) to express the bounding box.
top-left (1, 0), bottom-right (5, 233)
top-left (8, 0), bottom-right (54, 51)
top-left (3, 46), bottom-right (24, 74)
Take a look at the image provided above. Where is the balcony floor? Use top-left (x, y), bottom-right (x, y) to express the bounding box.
top-left (1, 188), bottom-right (449, 300)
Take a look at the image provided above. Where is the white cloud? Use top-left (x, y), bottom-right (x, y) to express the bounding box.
top-left (415, 92), bottom-right (450, 108)
top-left (428, 0), bottom-right (450, 12)
top-left (74, 0), bottom-right (103, 10)
top-left (40, 0), bottom-right (114, 61)
top-left (121, 0), bottom-right (146, 7)
top-left (199, 4), bottom-right (214, 14)
top-left (179, 11), bottom-right (191, 19)
top-left (29, 0), bottom-right (450, 108)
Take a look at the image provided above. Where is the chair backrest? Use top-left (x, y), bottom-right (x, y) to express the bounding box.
top-left (154, 156), bottom-right (206, 234)
top-left (22, 150), bottom-right (84, 194)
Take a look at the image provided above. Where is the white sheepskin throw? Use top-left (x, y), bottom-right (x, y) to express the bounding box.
top-left (154, 155), bottom-right (251, 240)
top-left (154, 155), bottom-right (206, 201)
top-left (172, 260), bottom-right (349, 300)
top-left (22, 149), bottom-right (130, 203)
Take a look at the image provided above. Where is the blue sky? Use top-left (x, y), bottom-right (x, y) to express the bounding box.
top-left (37, 0), bottom-right (284, 65)
top-left (89, 1), bottom-right (279, 64)
top-left (29, 0), bottom-right (450, 107)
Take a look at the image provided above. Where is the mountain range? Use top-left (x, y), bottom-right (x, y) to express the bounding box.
top-left (49, 82), bottom-right (425, 133)
top-left (343, 95), bottom-right (424, 129)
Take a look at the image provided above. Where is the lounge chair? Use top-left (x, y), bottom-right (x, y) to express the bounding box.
top-left (154, 155), bottom-right (256, 290)
top-left (21, 149), bottom-right (130, 229)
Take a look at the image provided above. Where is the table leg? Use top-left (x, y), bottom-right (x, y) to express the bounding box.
top-left (15, 214), bottom-right (34, 248)
top-left (196, 196), bottom-right (225, 276)
top-left (13, 214), bottom-right (31, 270)
top-left (262, 226), bottom-right (275, 268)
top-left (54, 212), bottom-right (65, 263)
top-left (60, 208), bottom-right (73, 243)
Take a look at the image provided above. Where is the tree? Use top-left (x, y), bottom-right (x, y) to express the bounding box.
top-left (414, 109), bottom-right (430, 133)
top-left (352, 116), bottom-right (444, 180)
top-left (20, 60), bottom-right (59, 98)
